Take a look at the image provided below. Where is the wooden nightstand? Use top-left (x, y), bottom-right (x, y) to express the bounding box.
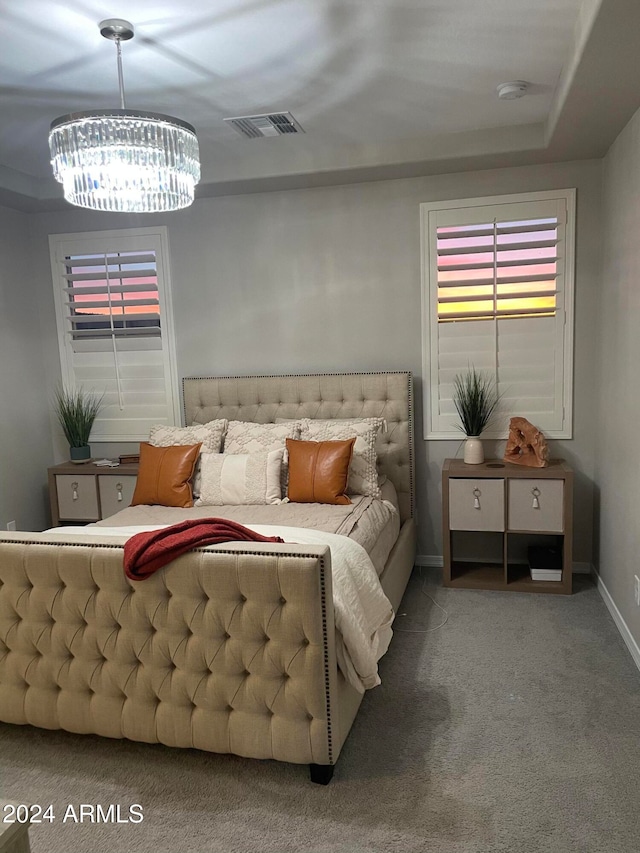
top-left (48, 461), bottom-right (139, 526)
top-left (0, 801), bottom-right (31, 853)
top-left (442, 458), bottom-right (573, 594)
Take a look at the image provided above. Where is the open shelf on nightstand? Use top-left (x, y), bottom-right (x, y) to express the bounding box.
top-left (506, 563), bottom-right (567, 594)
top-left (449, 561), bottom-right (505, 589)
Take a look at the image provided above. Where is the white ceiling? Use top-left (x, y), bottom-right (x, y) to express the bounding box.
top-left (1, 0), bottom-right (639, 210)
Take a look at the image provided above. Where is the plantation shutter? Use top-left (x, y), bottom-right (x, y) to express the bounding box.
top-left (62, 252), bottom-right (161, 342)
top-left (50, 228), bottom-right (180, 442)
top-left (421, 190), bottom-right (575, 439)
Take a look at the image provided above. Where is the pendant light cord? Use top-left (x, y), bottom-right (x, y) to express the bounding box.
top-left (115, 37), bottom-right (126, 109)
top-left (104, 254), bottom-right (125, 410)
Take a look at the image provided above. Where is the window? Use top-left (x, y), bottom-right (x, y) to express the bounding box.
top-left (49, 227), bottom-right (180, 442)
top-left (420, 189), bottom-right (575, 439)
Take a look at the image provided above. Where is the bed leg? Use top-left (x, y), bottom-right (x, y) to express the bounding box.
top-left (309, 763), bottom-right (334, 785)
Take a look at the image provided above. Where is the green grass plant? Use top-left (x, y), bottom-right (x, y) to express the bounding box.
top-left (453, 368), bottom-right (500, 436)
top-left (53, 386), bottom-right (104, 447)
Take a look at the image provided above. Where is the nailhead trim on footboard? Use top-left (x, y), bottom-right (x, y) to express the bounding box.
top-left (318, 553), bottom-right (333, 765)
top-left (0, 539), bottom-right (337, 766)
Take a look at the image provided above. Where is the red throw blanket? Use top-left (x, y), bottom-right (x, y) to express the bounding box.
top-left (123, 518), bottom-right (284, 580)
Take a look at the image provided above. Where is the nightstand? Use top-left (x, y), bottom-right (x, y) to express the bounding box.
top-left (48, 461), bottom-right (139, 526)
top-left (442, 458), bottom-right (573, 594)
top-left (0, 801), bottom-right (31, 853)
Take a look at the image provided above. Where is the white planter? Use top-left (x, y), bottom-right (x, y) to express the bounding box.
top-left (463, 437), bottom-right (484, 465)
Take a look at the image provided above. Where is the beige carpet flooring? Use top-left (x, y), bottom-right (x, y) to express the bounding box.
top-left (2, 573), bottom-right (639, 853)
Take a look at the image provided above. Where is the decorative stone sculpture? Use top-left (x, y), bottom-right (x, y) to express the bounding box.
top-left (503, 417), bottom-right (549, 468)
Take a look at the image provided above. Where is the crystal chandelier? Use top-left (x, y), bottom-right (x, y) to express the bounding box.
top-left (49, 19), bottom-right (200, 212)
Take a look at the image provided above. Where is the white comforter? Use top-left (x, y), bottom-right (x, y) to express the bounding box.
top-left (44, 524), bottom-right (394, 693)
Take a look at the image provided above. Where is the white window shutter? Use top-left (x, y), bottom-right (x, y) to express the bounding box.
top-left (49, 227), bottom-right (180, 442)
top-left (421, 190), bottom-right (575, 439)
top-left (61, 251), bottom-right (161, 342)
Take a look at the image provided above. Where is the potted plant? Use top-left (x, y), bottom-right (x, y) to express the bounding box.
top-left (53, 386), bottom-right (104, 463)
top-left (452, 367), bottom-right (500, 464)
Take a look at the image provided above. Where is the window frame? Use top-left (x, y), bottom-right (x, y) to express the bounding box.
top-left (49, 226), bottom-right (181, 442)
top-left (420, 189), bottom-right (576, 440)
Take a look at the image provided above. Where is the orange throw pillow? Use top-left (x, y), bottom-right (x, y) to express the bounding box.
top-left (286, 438), bottom-right (355, 505)
top-left (131, 442), bottom-right (202, 508)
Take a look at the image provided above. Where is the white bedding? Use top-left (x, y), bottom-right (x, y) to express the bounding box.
top-left (93, 479), bottom-right (401, 575)
top-left (44, 523), bottom-right (394, 693)
top-left (248, 525), bottom-right (394, 693)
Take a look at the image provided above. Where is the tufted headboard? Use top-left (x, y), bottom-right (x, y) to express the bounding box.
top-left (182, 372), bottom-right (414, 523)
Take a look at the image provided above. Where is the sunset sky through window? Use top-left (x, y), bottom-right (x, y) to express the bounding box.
top-left (65, 251), bottom-right (160, 340)
top-left (436, 218), bottom-right (558, 321)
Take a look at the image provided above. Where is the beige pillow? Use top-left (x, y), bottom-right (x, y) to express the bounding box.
top-left (223, 421), bottom-right (299, 453)
top-left (274, 418), bottom-right (302, 428)
top-left (224, 421), bottom-right (300, 493)
top-left (195, 450), bottom-right (283, 506)
top-left (299, 418), bottom-right (385, 498)
top-left (149, 421), bottom-right (227, 451)
top-left (148, 420), bottom-right (227, 498)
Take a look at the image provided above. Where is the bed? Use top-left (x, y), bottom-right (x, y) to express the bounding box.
top-left (0, 372), bottom-right (416, 783)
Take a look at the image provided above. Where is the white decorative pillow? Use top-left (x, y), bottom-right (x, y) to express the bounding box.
top-left (149, 420), bottom-right (228, 498)
top-left (223, 421), bottom-right (300, 453)
top-left (224, 421), bottom-right (300, 493)
top-left (149, 421), bottom-right (227, 452)
top-left (195, 450), bottom-right (283, 506)
top-left (299, 418), bottom-right (385, 498)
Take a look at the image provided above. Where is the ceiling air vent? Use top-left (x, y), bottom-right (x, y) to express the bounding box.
top-left (224, 112), bottom-right (305, 139)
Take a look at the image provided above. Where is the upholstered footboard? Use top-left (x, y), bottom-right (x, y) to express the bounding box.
top-left (0, 533), bottom-right (349, 780)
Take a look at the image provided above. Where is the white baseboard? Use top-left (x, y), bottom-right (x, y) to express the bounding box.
top-left (415, 555), bottom-right (443, 568)
top-left (594, 571), bottom-right (640, 674)
top-left (416, 555), bottom-right (593, 574)
top-left (416, 556), bottom-right (640, 674)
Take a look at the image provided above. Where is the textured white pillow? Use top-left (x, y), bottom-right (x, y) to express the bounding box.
top-left (224, 421), bottom-right (300, 493)
top-left (299, 418), bottom-right (385, 498)
top-left (149, 421), bottom-right (227, 452)
top-left (195, 450), bottom-right (283, 506)
top-left (148, 420), bottom-right (228, 498)
top-left (223, 421), bottom-right (299, 453)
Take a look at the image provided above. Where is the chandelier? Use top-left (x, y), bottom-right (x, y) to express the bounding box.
top-left (49, 19), bottom-right (200, 212)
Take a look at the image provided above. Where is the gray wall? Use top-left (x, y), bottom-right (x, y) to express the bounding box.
top-left (31, 159), bottom-right (601, 558)
top-left (595, 106), bottom-right (640, 646)
top-left (0, 205), bottom-right (53, 530)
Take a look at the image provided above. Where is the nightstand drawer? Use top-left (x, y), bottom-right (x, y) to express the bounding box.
top-left (98, 475), bottom-right (137, 519)
top-left (508, 479), bottom-right (564, 532)
top-left (449, 479), bottom-right (505, 531)
top-left (55, 474), bottom-right (99, 521)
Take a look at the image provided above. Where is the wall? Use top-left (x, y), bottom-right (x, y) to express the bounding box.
top-left (595, 106), bottom-right (640, 647)
top-left (31, 159), bottom-right (601, 557)
top-left (0, 205), bottom-right (53, 530)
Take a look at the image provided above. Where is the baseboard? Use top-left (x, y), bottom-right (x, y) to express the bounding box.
top-left (593, 571), bottom-right (640, 674)
top-left (416, 555), bottom-right (593, 574)
top-left (415, 555), bottom-right (443, 568)
top-left (416, 555), bottom-right (639, 671)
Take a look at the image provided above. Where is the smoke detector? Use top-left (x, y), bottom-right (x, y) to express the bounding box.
top-left (496, 81), bottom-right (529, 100)
top-left (224, 112), bottom-right (305, 139)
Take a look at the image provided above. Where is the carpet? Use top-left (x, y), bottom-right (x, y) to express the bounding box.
top-left (1, 573), bottom-right (639, 853)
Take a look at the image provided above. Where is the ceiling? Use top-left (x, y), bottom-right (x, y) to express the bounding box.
top-left (2, 0), bottom-right (640, 211)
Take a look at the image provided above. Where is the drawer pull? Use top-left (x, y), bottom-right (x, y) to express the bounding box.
top-left (71, 482), bottom-right (79, 501)
top-left (116, 483), bottom-right (123, 502)
top-left (473, 487), bottom-right (481, 509)
top-left (531, 487), bottom-right (540, 509)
